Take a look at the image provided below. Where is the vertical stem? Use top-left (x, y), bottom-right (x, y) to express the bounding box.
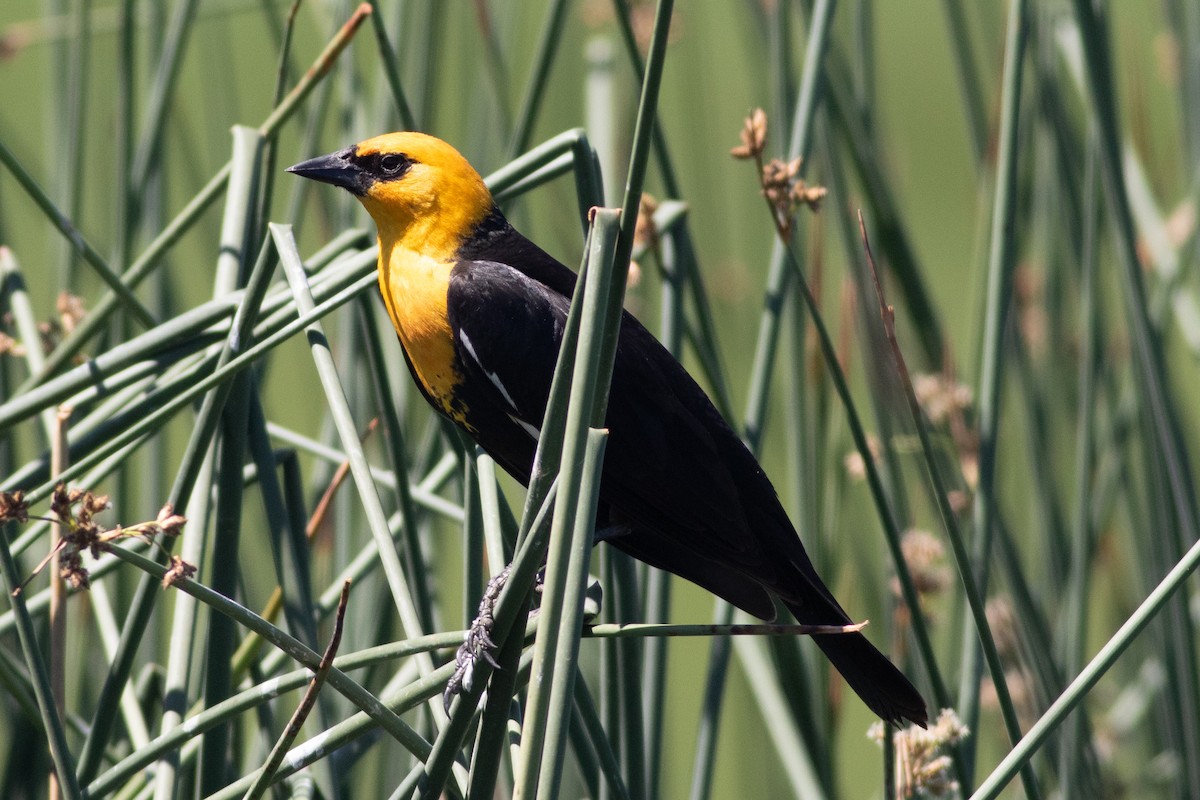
top-left (882, 724), bottom-right (895, 800)
top-left (742, 0), bottom-right (835, 453)
top-left (128, 0), bottom-right (201, 206)
top-left (61, 0), bottom-right (92, 292)
top-left (941, 0), bottom-right (989, 164)
top-left (515, 210), bottom-right (621, 800)
top-left (199, 123), bottom-right (264, 796)
top-left (692, 5), bottom-right (837, 794)
top-left (1068, 8), bottom-right (1200, 782)
top-left (1060, 132), bottom-right (1100, 797)
top-left (365, 0), bottom-right (417, 130)
top-left (48, 408), bottom-right (70, 800)
top-left (0, 538), bottom-right (83, 800)
top-left (958, 4), bottom-right (1038, 796)
top-left (508, 0), bottom-right (572, 157)
top-left (153, 445), bottom-right (215, 800)
top-left (533, 430), bottom-right (610, 800)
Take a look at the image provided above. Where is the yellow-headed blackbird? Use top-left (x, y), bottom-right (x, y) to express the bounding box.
top-left (288, 132), bottom-right (927, 726)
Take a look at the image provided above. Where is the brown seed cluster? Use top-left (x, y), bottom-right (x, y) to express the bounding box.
top-left (0, 290), bottom-right (89, 361)
top-left (0, 330), bottom-right (23, 356)
top-left (843, 433), bottom-right (882, 481)
top-left (870, 708), bottom-right (969, 799)
top-left (56, 292), bottom-right (86, 335)
top-left (162, 554), bottom-right (198, 589)
top-left (581, 0), bottom-right (683, 52)
top-left (3, 485), bottom-right (188, 594)
top-left (912, 371), bottom-right (979, 497)
top-left (893, 529), bottom-right (952, 603)
top-left (731, 108), bottom-right (827, 241)
top-left (912, 373), bottom-right (973, 426)
top-left (978, 595), bottom-right (1038, 727)
top-left (0, 490), bottom-right (30, 523)
top-left (729, 108), bottom-right (768, 160)
top-left (633, 193), bottom-right (660, 252)
top-left (50, 485), bottom-right (111, 589)
top-left (891, 529), bottom-right (952, 640)
top-left (627, 193), bottom-right (661, 289)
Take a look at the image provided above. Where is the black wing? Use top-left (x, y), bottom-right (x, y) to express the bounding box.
top-left (446, 258), bottom-right (789, 619)
top-left (445, 256), bottom-right (926, 725)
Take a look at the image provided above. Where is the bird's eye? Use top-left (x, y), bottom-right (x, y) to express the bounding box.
top-left (379, 154), bottom-right (407, 175)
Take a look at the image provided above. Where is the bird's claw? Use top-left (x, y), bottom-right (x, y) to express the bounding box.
top-left (443, 564), bottom-right (513, 714)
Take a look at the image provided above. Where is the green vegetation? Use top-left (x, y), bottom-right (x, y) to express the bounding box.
top-left (1, 1), bottom-right (1198, 798)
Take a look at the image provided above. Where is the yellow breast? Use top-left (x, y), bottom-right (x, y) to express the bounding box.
top-left (377, 245), bottom-right (469, 426)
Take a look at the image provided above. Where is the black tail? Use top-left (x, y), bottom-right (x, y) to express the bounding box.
top-left (785, 599), bottom-right (928, 727)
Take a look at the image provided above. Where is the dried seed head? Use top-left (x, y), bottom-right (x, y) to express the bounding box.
top-left (947, 490), bottom-right (972, 515)
top-left (912, 373), bottom-right (973, 425)
top-left (156, 504), bottom-right (187, 536)
top-left (0, 28), bottom-right (30, 61)
top-left (162, 555), bottom-right (197, 589)
top-left (758, 156), bottom-right (826, 238)
top-left (0, 490), bottom-right (29, 523)
top-left (82, 492), bottom-right (110, 518)
top-left (986, 595), bottom-right (1019, 660)
top-left (761, 157), bottom-right (790, 186)
top-left (60, 549), bottom-right (90, 590)
top-left (959, 452), bottom-right (979, 490)
top-left (731, 109), bottom-right (826, 239)
top-left (843, 435), bottom-right (882, 481)
top-left (869, 708), bottom-right (969, 798)
top-left (898, 529), bottom-right (951, 598)
top-left (50, 483), bottom-right (73, 521)
top-left (1013, 263), bottom-right (1048, 355)
top-left (56, 292), bottom-right (86, 335)
top-left (633, 193), bottom-right (660, 251)
top-left (731, 108), bottom-right (768, 159)
top-left (11, 485), bottom-right (186, 592)
top-left (791, 182), bottom-right (828, 212)
top-left (0, 331), bottom-right (24, 356)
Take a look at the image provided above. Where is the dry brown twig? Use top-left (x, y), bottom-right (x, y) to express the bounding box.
top-left (243, 581), bottom-right (352, 800)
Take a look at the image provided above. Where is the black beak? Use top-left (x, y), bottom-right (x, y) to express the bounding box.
top-left (286, 147), bottom-right (370, 196)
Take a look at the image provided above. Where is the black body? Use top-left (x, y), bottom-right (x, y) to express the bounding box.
top-left (443, 208), bottom-right (927, 726)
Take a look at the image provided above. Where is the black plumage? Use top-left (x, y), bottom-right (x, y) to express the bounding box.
top-left (446, 211), bottom-right (927, 726)
top-left (288, 132), bottom-right (927, 727)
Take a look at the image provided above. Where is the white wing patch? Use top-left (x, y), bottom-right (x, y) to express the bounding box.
top-left (459, 330), bottom-right (539, 441)
top-left (508, 414), bottom-right (540, 441)
top-left (459, 329), bottom-right (519, 410)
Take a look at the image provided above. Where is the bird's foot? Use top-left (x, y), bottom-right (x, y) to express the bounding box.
top-left (441, 564), bottom-right (602, 713)
top-left (443, 564), bottom-right (523, 713)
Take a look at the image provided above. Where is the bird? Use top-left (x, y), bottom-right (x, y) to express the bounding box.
top-left (288, 132), bottom-right (927, 726)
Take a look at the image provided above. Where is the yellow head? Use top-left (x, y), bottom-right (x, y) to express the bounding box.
top-left (288, 132), bottom-right (493, 260)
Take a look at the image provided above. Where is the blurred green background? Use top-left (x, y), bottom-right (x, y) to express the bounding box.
top-left (2, 1), bottom-right (1198, 798)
